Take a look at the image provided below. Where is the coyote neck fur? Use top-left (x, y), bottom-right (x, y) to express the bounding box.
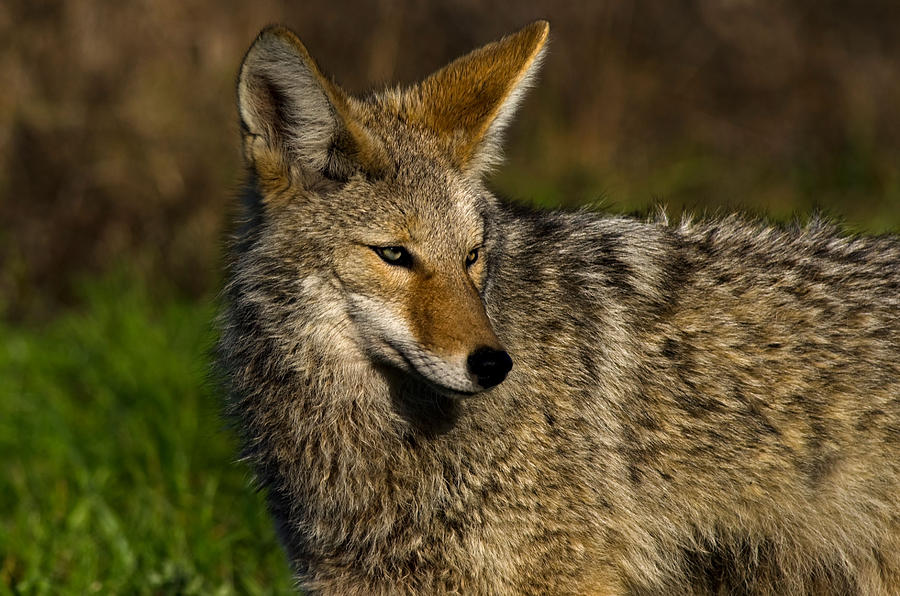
top-left (222, 203), bottom-right (654, 592)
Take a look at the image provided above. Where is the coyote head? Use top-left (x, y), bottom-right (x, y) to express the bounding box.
top-left (236, 22), bottom-right (548, 394)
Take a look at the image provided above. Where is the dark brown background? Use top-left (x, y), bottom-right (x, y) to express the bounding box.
top-left (3, 0), bottom-right (899, 318)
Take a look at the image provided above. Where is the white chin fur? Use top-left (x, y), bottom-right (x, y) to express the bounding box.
top-left (399, 345), bottom-right (481, 394)
top-left (375, 338), bottom-right (479, 394)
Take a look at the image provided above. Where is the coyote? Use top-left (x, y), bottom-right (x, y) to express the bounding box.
top-left (219, 21), bottom-right (900, 594)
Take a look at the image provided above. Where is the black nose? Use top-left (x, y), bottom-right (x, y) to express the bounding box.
top-left (467, 347), bottom-right (513, 389)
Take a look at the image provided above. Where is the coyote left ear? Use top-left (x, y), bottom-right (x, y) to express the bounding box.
top-left (413, 21), bottom-right (549, 177)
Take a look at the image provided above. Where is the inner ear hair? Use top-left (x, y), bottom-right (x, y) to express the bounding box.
top-left (409, 21), bottom-right (550, 177)
top-left (237, 26), bottom-right (386, 188)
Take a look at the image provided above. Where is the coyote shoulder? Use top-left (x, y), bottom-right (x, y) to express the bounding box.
top-left (219, 20), bottom-right (900, 595)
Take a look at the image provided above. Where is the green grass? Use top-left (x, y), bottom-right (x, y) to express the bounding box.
top-left (0, 276), bottom-right (294, 594)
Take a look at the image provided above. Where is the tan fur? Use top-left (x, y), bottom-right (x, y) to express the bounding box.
top-left (406, 271), bottom-right (501, 357)
top-left (220, 21), bottom-right (900, 595)
top-left (408, 21), bottom-right (549, 174)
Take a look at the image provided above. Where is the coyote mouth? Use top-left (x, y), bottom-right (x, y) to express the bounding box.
top-left (384, 339), bottom-right (482, 395)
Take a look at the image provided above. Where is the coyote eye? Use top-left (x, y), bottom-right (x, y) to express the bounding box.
top-left (373, 246), bottom-right (412, 268)
top-left (466, 247), bottom-right (479, 267)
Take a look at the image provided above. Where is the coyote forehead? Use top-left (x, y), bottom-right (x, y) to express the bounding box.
top-left (354, 156), bottom-right (487, 247)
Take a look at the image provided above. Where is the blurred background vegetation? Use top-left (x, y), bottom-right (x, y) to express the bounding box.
top-left (2, 0), bottom-right (899, 592)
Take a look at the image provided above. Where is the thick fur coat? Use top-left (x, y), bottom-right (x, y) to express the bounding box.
top-left (218, 22), bottom-right (900, 594)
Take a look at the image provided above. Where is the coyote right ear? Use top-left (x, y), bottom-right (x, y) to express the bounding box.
top-left (237, 26), bottom-right (386, 188)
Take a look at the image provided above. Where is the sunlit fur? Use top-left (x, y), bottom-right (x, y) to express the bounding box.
top-left (219, 21), bottom-right (900, 595)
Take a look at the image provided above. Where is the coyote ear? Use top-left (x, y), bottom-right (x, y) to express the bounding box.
top-left (237, 26), bottom-right (385, 188)
top-left (414, 21), bottom-right (549, 177)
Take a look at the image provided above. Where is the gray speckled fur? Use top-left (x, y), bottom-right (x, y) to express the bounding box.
top-left (219, 23), bottom-right (900, 595)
